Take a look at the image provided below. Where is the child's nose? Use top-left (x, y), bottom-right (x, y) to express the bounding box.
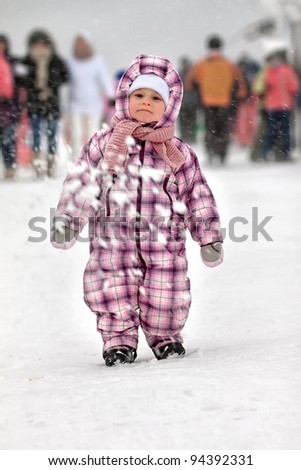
top-left (142, 97), bottom-right (151, 105)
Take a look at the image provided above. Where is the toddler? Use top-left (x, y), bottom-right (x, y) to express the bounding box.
top-left (51, 54), bottom-right (223, 366)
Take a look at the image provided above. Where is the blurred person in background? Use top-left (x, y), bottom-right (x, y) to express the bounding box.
top-left (234, 53), bottom-right (260, 147)
top-left (65, 31), bottom-right (115, 160)
top-left (104, 68), bottom-right (126, 124)
top-left (0, 34), bottom-right (24, 180)
top-left (178, 56), bottom-right (200, 144)
top-left (22, 29), bottom-right (69, 178)
top-left (250, 54), bottom-right (272, 162)
top-left (186, 34), bottom-right (247, 164)
top-left (261, 49), bottom-right (299, 162)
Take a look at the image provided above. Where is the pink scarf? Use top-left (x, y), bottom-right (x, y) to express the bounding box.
top-left (103, 116), bottom-right (185, 173)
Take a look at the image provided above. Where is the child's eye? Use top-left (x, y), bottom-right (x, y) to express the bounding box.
top-left (134, 93), bottom-right (143, 98)
top-left (153, 96), bottom-right (162, 101)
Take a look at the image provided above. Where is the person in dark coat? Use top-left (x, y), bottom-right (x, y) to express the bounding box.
top-left (22, 30), bottom-right (69, 177)
top-left (0, 34), bottom-right (24, 180)
top-left (178, 56), bottom-right (200, 144)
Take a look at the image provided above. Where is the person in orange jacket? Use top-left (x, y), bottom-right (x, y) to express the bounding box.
top-left (186, 34), bottom-right (247, 164)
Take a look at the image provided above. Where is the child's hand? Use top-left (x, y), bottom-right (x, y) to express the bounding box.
top-left (51, 223), bottom-right (78, 250)
top-left (201, 242), bottom-right (223, 268)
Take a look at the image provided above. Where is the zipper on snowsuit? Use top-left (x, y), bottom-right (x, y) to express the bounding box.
top-left (106, 174), bottom-right (117, 216)
top-left (163, 175), bottom-right (174, 223)
top-left (135, 142), bottom-right (147, 270)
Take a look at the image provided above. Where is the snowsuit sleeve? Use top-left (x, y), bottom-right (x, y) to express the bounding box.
top-left (54, 131), bottom-right (108, 235)
top-left (177, 144), bottom-right (223, 247)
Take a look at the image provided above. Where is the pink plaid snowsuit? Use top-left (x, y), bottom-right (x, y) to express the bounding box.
top-left (53, 55), bottom-right (223, 352)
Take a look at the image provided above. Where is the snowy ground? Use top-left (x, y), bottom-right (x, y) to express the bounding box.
top-left (0, 141), bottom-right (301, 450)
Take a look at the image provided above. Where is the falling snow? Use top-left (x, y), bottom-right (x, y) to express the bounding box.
top-left (1, 0), bottom-right (301, 452)
top-left (1, 145), bottom-right (298, 451)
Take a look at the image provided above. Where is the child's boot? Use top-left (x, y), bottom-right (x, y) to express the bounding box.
top-left (103, 346), bottom-right (137, 367)
top-left (151, 339), bottom-right (185, 360)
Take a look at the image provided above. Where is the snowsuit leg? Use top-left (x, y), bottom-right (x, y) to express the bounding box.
top-left (84, 243), bottom-right (142, 353)
top-left (86, 245), bottom-right (191, 352)
top-left (139, 256), bottom-right (191, 347)
top-left (96, 300), bottom-right (140, 354)
top-left (91, 276), bottom-right (141, 353)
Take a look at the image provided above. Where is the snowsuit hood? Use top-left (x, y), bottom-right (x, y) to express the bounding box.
top-left (114, 54), bottom-right (183, 128)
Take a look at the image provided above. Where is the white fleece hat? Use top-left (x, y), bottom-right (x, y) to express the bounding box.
top-left (128, 73), bottom-right (170, 107)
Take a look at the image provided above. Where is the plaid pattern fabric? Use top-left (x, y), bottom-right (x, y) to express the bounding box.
top-left (94, 239), bottom-right (191, 352)
top-left (54, 55), bottom-right (223, 351)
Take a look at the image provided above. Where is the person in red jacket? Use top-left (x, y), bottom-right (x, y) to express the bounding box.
top-left (262, 49), bottom-right (299, 161)
top-left (0, 34), bottom-right (21, 180)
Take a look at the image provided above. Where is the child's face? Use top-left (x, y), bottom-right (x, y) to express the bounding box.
top-left (129, 88), bottom-right (166, 123)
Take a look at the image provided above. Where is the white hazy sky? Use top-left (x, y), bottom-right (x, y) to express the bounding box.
top-left (1, 0), bottom-right (281, 74)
